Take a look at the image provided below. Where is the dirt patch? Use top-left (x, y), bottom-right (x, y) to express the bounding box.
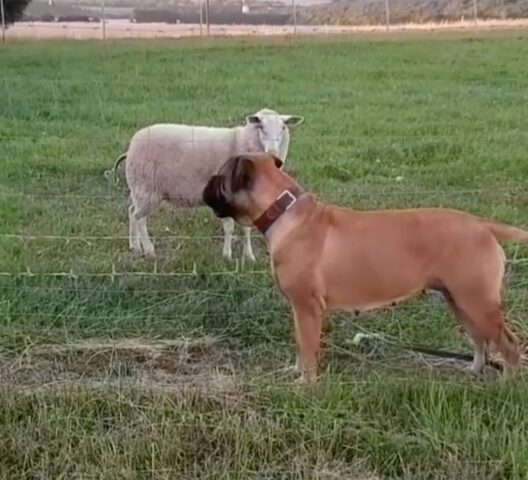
top-left (0, 337), bottom-right (239, 398)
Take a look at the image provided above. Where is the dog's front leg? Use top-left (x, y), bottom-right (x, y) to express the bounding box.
top-left (290, 296), bottom-right (324, 384)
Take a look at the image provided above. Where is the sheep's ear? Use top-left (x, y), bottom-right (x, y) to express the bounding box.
top-left (246, 115), bottom-right (262, 125)
top-left (272, 155), bottom-right (284, 170)
top-left (281, 115), bottom-right (304, 128)
top-left (231, 155), bottom-right (255, 192)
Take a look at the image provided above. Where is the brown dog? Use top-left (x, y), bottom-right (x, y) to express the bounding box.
top-left (203, 154), bottom-right (525, 383)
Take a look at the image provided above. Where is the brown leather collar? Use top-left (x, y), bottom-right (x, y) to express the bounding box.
top-left (253, 185), bottom-right (304, 234)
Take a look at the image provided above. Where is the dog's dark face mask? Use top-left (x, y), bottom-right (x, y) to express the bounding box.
top-left (202, 155), bottom-right (257, 219)
top-left (202, 176), bottom-right (236, 218)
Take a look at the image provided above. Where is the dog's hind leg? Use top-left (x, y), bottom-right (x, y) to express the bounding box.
top-left (469, 337), bottom-right (488, 374)
top-left (497, 324), bottom-right (521, 378)
top-left (438, 286), bottom-right (489, 374)
top-left (467, 307), bottom-right (519, 377)
top-left (442, 283), bottom-right (520, 377)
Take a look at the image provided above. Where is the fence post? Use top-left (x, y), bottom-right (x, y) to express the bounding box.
top-left (199, 0), bottom-right (203, 36)
top-left (292, 0), bottom-right (297, 34)
top-left (472, 0), bottom-right (478, 26)
top-left (101, 0), bottom-right (106, 40)
top-left (385, 0), bottom-right (390, 32)
top-left (205, 0), bottom-right (210, 35)
top-left (0, 0), bottom-right (6, 44)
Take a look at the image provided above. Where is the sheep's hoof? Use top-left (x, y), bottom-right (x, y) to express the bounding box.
top-left (244, 253), bottom-right (256, 262)
top-left (242, 245), bottom-right (256, 262)
top-left (130, 246), bottom-right (143, 256)
top-left (222, 251), bottom-right (233, 261)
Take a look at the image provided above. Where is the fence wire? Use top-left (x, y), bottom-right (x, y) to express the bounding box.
top-left (2, 186), bottom-right (527, 201)
top-left (2, 0), bottom-right (528, 42)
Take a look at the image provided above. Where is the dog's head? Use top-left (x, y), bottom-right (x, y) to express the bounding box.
top-left (202, 154), bottom-right (285, 225)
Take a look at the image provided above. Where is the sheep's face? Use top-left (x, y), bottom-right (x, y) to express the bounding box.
top-left (246, 112), bottom-right (304, 158)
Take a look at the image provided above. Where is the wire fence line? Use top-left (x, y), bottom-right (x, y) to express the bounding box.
top-left (1, 186), bottom-right (527, 201)
top-left (3, 260), bottom-right (528, 281)
top-left (3, 0), bottom-right (528, 43)
top-left (3, 232), bottom-right (528, 253)
top-left (3, 291), bottom-right (528, 326)
top-left (0, 266), bottom-right (272, 280)
top-left (0, 311), bottom-right (287, 321)
top-left (0, 283), bottom-right (275, 294)
top-left (0, 233), bottom-right (232, 241)
top-left (4, 73), bottom-right (528, 89)
top-left (3, 131), bottom-right (528, 144)
top-left (4, 279), bottom-right (528, 292)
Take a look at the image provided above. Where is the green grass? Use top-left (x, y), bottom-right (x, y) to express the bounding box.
top-left (1, 33), bottom-right (528, 478)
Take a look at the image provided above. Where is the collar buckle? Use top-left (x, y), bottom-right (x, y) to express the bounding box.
top-left (277, 190), bottom-right (297, 210)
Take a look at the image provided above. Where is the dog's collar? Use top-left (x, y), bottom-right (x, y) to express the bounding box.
top-left (253, 185), bottom-right (304, 234)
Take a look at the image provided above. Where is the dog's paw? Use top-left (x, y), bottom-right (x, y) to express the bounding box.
top-left (293, 373), bottom-right (318, 385)
top-left (294, 375), bottom-right (309, 385)
top-left (280, 364), bottom-right (299, 375)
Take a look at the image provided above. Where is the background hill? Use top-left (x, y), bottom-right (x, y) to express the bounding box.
top-left (303, 0), bottom-right (528, 25)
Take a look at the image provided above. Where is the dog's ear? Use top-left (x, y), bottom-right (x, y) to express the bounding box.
top-left (202, 175), bottom-right (234, 218)
top-left (272, 155), bottom-right (283, 170)
top-left (202, 175), bottom-right (222, 209)
top-left (231, 155), bottom-right (255, 192)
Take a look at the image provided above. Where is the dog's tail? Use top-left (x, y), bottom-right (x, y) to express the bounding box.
top-left (103, 153), bottom-right (127, 186)
top-left (482, 221), bottom-right (528, 243)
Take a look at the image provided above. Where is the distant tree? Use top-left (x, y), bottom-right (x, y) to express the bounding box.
top-left (2, 0), bottom-right (33, 26)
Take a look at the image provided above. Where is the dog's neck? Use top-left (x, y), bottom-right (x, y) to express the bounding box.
top-left (251, 186), bottom-right (317, 251)
top-left (253, 185), bottom-right (305, 234)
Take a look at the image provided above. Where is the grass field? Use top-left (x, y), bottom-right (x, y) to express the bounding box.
top-left (1, 33), bottom-right (528, 478)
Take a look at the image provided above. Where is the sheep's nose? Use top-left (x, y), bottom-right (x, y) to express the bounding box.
top-left (265, 147), bottom-right (280, 156)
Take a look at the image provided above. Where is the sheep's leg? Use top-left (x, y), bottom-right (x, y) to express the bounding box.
top-left (221, 217), bottom-right (235, 261)
top-left (128, 204), bottom-right (142, 255)
top-left (129, 195), bottom-right (157, 257)
top-left (137, 217), bottom-right (155, 258)
top-left (242, 226), bottom-right (256, 262)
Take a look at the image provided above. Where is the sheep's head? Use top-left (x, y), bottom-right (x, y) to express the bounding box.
top-left (246, 109), bottom-right (304, 158)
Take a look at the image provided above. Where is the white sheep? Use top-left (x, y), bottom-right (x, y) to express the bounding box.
top-left (111, 108), bottom-right (304, 260)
